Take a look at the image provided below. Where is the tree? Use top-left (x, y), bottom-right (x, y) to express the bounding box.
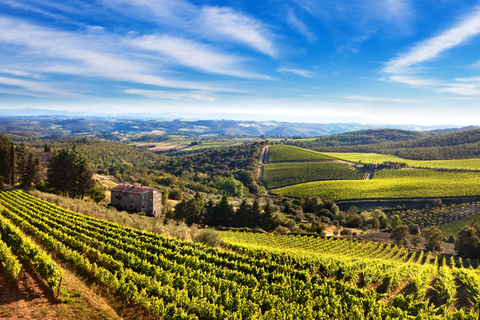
top-left (47, 146), bottom-right (95, 198)
top-left (174, 193), bottom-right (204, 224)
top-left (455, 221), bottom-right (480, 258)
top-left (390, 214), bottom-right (403, 229)
top-left (88, 183), bottom-right (106, 204)
top-left (423, 226), bottom-right (444, 252)
top-left (206, 195), bottom-right (234, 227)
top-left (391, 225), bottom-right (410, 246)
top-left (216, 177), bottom-right (246, 197)
top-left (22, 153), bottom-right (42, 189)
top-left (0, 134), bottom-right (13, 185)
top-left (9, 143), bottom-right (15, 185)
top-left (261, 201), bottom-right (280, 231)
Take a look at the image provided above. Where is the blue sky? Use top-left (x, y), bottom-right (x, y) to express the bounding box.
top-left (2, 0), bottom-right (480, 125)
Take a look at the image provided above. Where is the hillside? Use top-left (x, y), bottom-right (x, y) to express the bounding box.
top-left (289, 127), bottom-right (480, 160)
top-left (2, 189), bottom-right (480, 319)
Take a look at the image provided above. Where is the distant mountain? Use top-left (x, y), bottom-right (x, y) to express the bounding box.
top-left (0, 112), bottom-right (466, 138)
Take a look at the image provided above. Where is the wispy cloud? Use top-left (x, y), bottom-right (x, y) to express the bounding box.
top-left (287, 10), bottom-right (316, 43)
top-left (199, 7), bottom-right (276, 57)
top-left (385, 75), bottom-right (439, 86)
top-left (437, 84), bottom-right (480, 96)
top-left (384, 7), bottom-right (480, 73)
top-left (293, 0), bottom-right (414, 49)
top-left (0, 76), bottom-right (86, 98)
top-left (103, 0), bottom-right (277, 57)
top-left (277, 67), bottom-right (314, 78)
top-left (345, 95), bottom-right (424, 103)
top-left (0, 16), bottom-right (239, 96)
top-left (131, 35), bottom-right (271, 79)
top-left (124, 89), bottom-right (216, 102)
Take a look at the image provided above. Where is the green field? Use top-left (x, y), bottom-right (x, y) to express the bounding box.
top-left (273, 169), bottom-right (480, 200)
top-left (323, 152), bottom-right (480, 170)
top-left (268, 145), bottom-right (335, 162)
top-left (264, 162), bottom-right (366, 189)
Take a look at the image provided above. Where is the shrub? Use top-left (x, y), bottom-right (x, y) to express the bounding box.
top-left (194, 229), bottom-right (223, 247)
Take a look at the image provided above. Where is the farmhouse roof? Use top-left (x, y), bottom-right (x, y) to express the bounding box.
top-left (32, 152), bottom-right (53, 157)
top-left (111, 184), bottom-right (154, 194)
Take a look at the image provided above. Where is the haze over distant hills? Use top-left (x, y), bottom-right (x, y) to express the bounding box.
top-left (0, 108), bottom-right (470, 138)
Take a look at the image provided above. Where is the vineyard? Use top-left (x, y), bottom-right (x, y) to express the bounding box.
top-left (273, 169), bottom-right (480, 200)
top-left (264, 162), bottom-right (366, 189)
top-left (323, 152), bottom-right (480, 171)
top-left (268, 145), bottom-right (335, 162)
top-left (221, 231), bottom-right (480, 317)
top-left (1, 190), bottom-right (478, 319)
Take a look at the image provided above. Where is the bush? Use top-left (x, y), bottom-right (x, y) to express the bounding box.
top-left (447, 235), bottom-right (456, 243)
top-left (194, 229), bottom-right (223, 247)
top-left (169, 188), bottom-right (183, 200)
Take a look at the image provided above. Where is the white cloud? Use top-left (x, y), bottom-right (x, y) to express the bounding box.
top-left (277, 67), bottom-right (314, 78)
top-left (198, 7), bottom-right (276, 57)
top-left (131, 35), bottom-right (271, 79)
top-left (0, 16), bottom-right (238, 94)
top-left (386, 75), bottom-right (438, 86)
top-left (103, 0), bottom-right (277, 57)
top-left (124, 89), bottom-right (216, 102)
top-left (437, 84), bottom-right (480, 96)
top-left (1, 68), bottom-right (37, 78)
top-left (287, 10), bottom-right (316, 42)
top-left (384, 7), bottom-right (480, 73)
top-left (345, 95), bottom-right (424, 103)
top-left (0, 76), bottom-right (85, 98)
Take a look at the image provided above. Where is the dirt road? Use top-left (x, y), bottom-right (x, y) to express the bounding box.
top-left (257, 145), bottom-right (270, 192)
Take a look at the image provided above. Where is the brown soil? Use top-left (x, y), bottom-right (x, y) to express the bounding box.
top-left (0, 265), bottom-right (120, 320)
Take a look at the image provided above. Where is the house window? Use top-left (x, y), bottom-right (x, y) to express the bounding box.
top-left (130, 194), bottom-right (134, 202)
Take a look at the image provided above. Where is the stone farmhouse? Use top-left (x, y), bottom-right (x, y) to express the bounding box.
top-left (32, 152), bottom-right (53, 179)
top-left (110, 184), bottom-right (162, 217)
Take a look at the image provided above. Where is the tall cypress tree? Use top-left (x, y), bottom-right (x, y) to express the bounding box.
top-left (0, 134), bottom-right (12, 184)
top-left (9, 143), bottom-right (15, 185)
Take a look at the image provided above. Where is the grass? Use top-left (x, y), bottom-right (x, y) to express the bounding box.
top-left (323, 152), bottom-right (480, 170)
top-left (273, 169), bottom-right (480, 200)
top-left (268, 145), bottom-right (335, 162)
top-left (264, 162), bottom-right (366, 189)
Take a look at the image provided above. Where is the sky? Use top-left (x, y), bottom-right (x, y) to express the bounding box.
top-left (2, 0), bottom-right (480, 125)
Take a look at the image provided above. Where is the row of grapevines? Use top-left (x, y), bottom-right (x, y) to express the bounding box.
top-left (0, 235), bottom-right (22, 285)
top-left (264, 162), bottom-right (366, 189)
top-left (268, 145), bottom-right (335, 162)
top-left (220, 232), bottom-right (437, 294)
top-left (0, 190), bottom-right (463, 319)
top-left (0, 211), bottom-right (62, 294)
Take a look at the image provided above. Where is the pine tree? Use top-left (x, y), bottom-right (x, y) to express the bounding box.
top-left (213, 195), bottom-right (234, 227)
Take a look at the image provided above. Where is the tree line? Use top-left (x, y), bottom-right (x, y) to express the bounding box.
top-left (174, 193), bottom-right (280, 230)
top-left (289, 127), bottom-right (480, 160)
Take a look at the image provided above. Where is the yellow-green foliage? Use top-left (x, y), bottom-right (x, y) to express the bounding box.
top-left (264, 162), bottom-right (366, 189)
top-left (268, 145), bottom-right (335, 162)
top-left (323, 152), bottom-right (480, 170)
top-left (273, 169), bottom-right (480, 200)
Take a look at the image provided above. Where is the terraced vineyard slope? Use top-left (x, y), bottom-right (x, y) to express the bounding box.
top-left (274, 169), bottom-right (480, 200)
top-left (221, 231), bottom-right (480, 318)
top-left (264, 162), bottom-right (366, 189)
top-left (1, 189), bottom-right (477, 319)
top-left (268, 145), bottom-right (335, 162)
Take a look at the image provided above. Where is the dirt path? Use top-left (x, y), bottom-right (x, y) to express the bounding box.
top-left (257, 145), bottom-right (270, 193)
top-left (0, 265), bottom-right (120, 320)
